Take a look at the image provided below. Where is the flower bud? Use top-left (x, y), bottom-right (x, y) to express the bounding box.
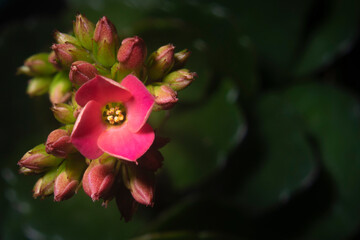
top-left (51, 43), bottom-right (92, 68)
top-left (69, 61), bottom-right (98, 86)
top-left (122, 164), bottom-right (155, 206)
top-left (18, 53), bottom-right (56, 76)
top-left (51, 103), bottom-right (76, 124)
top-left (93, 16), bottom-right (119, 67)
top-left (163, 69), bottom-right (196, 91)
top-left (27, 77), bottom-right (52, 96)
top-left (19, 167), bottom-right (43, 175)
top-left (147, 44), bottom-right (175, 81)
top-left (33, 167), bottom-right (58, 199)
top-left (173, 49), bottom-right (191, 70)
top-left (46, 129), bottom-right (75, 158)
top-left (115, 183), bottom-right (138, 222)
top-left (111, 62), bottom-right (137, 82)
top-left (49, 72), bottom-right (72, 104)
top-left (73, 14), bottom-right (95, 50)
top-left (53, 154), bottom-right (87, 201)
top-left (18, 144), bottom-right (63, 172)
top-left (82, 155), bottom-right (120, 201)
top-left (147, 84), bottom-right (178, 111)
top-left (53, 31), bottom-right (80, 46)
top-left (138, 149), bottom-right (164, 172)
top-left (117, 36), bottom-right (147, 70)
top-left (48, 51), bottom-right (62, 70)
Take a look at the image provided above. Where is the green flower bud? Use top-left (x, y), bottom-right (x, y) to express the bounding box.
top-left (53, 154), bottom-right (87, 201)
top-left (33, 167), bottom-right (59, 199)
top-left (49, 72), bottom-right (72, 104)
top-left (163, 69), bottom-right (196, 91)
top-left (27, 77), bottom-right (52, 96)
top-left (173, 49), bottom-right (191, 70)
top-left (147, 84), bottom-right (178, 111)
top-left (73, 14), bottom-right (95, 50)
top-left (18, 144), bottom-right (63, 172)
top-left (51, 103), bottom-right (76, 124)
top-left (111, 62), bottom-right (138, 82)
top-left (53, 31), bottom-right (80, 46)
top-left (19, 167), bottom-right (43, 175)
top-left (18, 53), bottom-right (56, 76)
top-left (93, 16), bottom-right (119, 67)
top-left (146, 44), bottom-right (175, 81)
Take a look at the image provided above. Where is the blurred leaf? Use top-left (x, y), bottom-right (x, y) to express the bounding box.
top-left (294, 0), bottom-right (360, 75)
top-left (131, 231), bottom-right (237, 240)
top-left (145, 195), bottom-right (246, 239)
top-left (160, 79), bottom-right (246, 189)
top-left (284, 83), bottom-right (360, 239)
top-left (226, 0), bottom-right (313, 78)
top-left (238, 91), bottom-right (315, 212)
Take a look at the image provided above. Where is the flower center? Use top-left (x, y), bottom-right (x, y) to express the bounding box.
top-left (102, 103), bottom-right (126, 126)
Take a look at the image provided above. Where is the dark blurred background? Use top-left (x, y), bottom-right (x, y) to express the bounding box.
top-left (1, 0), bottom-right (360, 239)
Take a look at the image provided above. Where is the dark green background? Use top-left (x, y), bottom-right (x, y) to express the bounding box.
top-left (1, 0), bottom-right (360, 239)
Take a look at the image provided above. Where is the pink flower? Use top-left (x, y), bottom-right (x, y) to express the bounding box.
top-left (70, 74), bottom-right (155, 162)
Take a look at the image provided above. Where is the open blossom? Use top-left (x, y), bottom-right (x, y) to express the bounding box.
top-left (70, 74), bottom-right (155, 161)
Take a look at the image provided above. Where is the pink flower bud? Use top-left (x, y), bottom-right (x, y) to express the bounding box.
top-left (48, 51), bottom-right (62, 70)
top-left (163, 69), bottom-right (197, 91)
top-left (73, 14), bottom-right (95, 50)
top-left (46, 129), bottom-right (75, 158)
top-left (53, 155), bottom-right (86, 202)
top-left (18, 144), bottom-right (62, 172)
top-left (69, 61), bottom-right (98, 86)
top-left (93, 16), bottom-right (119, 67)
top-left (51, 43), bottom-right (92, 68)
top-left (54, 171), bottom-right (79, 201)
top-left (122, 164), bottom-right (155, 206)
top-left (147, 84), bottom-right (178, 110)
top-left (147, 44), bottom-right (175, 81)
top-left (82, 155), bottom-right (120, 201)
top-left (117, 36), bottom-right (147, 70)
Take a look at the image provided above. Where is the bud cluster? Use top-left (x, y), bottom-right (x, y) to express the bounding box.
top-left (17, 13), bottom-right (196, 221)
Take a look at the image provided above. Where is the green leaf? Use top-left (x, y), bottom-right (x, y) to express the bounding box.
top-left (284, 83), bottom-right (360, 239)
top-left (160, 79), bottom-right (246, 189)
top-left (238, 91), bottom-right (315, 211)
top-left (294, 0), bottom-right (360, 75)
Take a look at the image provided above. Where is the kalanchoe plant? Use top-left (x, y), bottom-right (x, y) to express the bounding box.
top-left (17, 13), bottom-right (196, 221)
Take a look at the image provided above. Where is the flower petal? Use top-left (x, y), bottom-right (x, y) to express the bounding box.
top-left (75, 75), bottom-right (132, 107)
top-left (120, 74), bottom-right (154, 132)
top-left (97, 123), bottom-right (155, 162)
top-left (70, 100), bottom-right (105, 159)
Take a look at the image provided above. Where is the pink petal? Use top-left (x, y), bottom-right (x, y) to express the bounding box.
top-left (120, 75), bottom-right (154, 132)
top-left (97, 123), bottom-right (155, 162)
top-left (75, 75), bottom-right (132, 107)
top-left (70, 100), bottom-right (105, 159)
